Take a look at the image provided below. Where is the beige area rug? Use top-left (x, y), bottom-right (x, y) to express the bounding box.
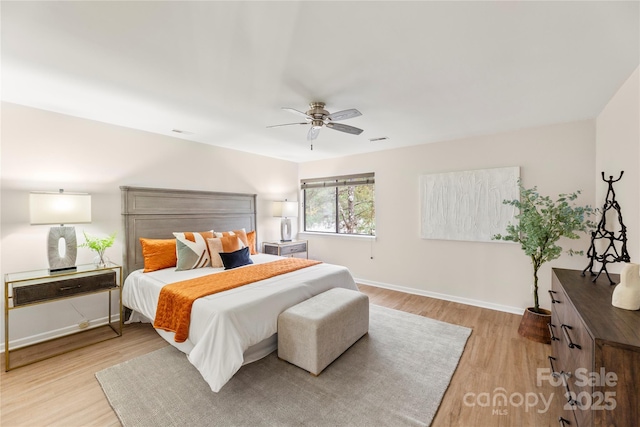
top-left (96, 305), bottom-right (471, 427)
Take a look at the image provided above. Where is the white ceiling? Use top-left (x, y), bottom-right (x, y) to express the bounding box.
top-left (2, 1), bottom-right (639, 163)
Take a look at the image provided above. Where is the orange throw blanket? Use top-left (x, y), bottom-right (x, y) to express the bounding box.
top-left (154, 258), bottom-right (322, 342)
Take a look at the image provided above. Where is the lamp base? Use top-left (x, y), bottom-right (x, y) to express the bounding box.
top-left (49, 265), bottom-right (78, 274)
top-left (47, 226), bottom-right (78, 272)
top-left (280, 217), bottom-right (292, 242)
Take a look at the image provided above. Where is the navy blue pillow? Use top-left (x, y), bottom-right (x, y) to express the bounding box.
top-left (219, 246), bottom-right (253, 270)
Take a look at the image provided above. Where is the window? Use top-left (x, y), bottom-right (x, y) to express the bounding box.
top-left (301, 173), bottom-right (375, 236)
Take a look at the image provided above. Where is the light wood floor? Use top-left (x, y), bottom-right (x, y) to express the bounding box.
top-left (1, 285), bottom-right (563, 426)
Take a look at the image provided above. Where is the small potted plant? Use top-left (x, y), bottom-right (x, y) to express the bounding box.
top-left (493, 183), bottom-right (594, 344)
top-left (79, 231), bottom-right (117, 268)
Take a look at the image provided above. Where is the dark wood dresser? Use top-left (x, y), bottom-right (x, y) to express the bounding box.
top-left (549, 268), bottom-right (640, 426)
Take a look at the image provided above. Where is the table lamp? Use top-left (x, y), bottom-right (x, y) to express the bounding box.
top-left (272, 200), bottom-right (298, 242)
top-left (30, 190), bottom-right (92, 273)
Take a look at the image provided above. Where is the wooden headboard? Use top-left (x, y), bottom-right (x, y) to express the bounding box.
top-left (120, 186), bottom-right (257, 278)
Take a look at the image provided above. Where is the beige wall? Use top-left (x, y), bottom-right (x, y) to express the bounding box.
top-left (1, 103), bottom-right (299, 346)
top-left (2, 67), bottom-right (635, 347)
top-left (595, 66), bottom-right (640, 268)
top-left (299, 120), bottom-right (597, 313)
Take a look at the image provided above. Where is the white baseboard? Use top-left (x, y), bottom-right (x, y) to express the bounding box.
top-left (1, 314), bottom-right (120, 353)
top-left (355, 278), bottom-right (524, 315)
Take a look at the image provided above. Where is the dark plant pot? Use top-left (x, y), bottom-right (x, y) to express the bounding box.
top-left (517, 307), bottom-right (552, 344)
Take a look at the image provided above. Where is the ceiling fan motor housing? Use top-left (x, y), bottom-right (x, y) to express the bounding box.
top-left (307, 102), bottom-right (330, 123)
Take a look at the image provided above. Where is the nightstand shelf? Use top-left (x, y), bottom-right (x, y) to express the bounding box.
top-left (263, 240), bottom-right (308, 258)
top-left (4, 263), bottom-right (123, 371)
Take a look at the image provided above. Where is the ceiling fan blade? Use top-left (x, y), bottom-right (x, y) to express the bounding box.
top-left (325, 122), bottom-right (364, 135)
top-left (266, 122), bottom-right (307, 128)
top-left (327, 108), bottom-right (362, 121)
top-left (307, 126), bottom-right (321, 141)
top-left (282, 108), bottom-right (311, 120)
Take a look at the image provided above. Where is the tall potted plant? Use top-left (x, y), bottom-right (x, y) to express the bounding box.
top-left (493, 184), bottom-right (594, 344)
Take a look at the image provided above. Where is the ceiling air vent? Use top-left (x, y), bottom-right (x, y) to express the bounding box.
top-left (369, 137), bottom-right (389, 142)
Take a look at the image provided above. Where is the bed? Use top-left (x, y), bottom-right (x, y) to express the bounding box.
top-left (120, 186), bottom-right (358, 392)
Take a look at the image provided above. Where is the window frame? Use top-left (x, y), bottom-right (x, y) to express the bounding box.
top-left (301, 172), bottom-right (375, 237)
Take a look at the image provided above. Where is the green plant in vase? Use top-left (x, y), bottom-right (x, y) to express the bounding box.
top-left (79, 231), bottom-right (116, 268)
top-left (493, 183), bottom-right (594, 343)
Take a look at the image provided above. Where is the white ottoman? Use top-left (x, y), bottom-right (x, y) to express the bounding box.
top-left (277, 288), bottom-right (369, 375)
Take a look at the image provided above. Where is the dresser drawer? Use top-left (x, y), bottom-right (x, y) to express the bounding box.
top-left (279, 242), bottom-right (307, 255)
top-left (13, 270), bottom-right (117, 306)
top-left (549, 311), bottom-right (563, 354)
top-left (560, 304), bottom-right (595, 426)
top-left (549, 281), bottom-right (568, 323)
top-left (264, 242), bottom-right (307, 256)
top-left (559, 307), bottom-right (594, 374)
top-left (263, 245), bottom-right (279, 256)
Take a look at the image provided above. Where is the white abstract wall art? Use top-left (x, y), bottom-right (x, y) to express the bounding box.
top-left (420, 166), bottom-right (520, 242)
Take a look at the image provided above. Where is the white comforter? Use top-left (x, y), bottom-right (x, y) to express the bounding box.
top-left (122, 254), bottom-right (358, 392)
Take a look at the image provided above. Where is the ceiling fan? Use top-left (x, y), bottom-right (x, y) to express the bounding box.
top-left (267, 102), bottom-right (363, 149)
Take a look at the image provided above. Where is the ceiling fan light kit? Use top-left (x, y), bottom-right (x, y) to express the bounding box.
top-left (268, 102), bottom-right (364, 149)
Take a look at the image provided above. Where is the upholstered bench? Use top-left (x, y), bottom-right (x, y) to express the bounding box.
top-left (277, 287), bottom-right (369, 375)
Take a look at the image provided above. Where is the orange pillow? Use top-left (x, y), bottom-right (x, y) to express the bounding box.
top-left (140, 238), bottom-right (177, 273)
top-left (214, 229), bottom-right (255, 254)
top-left (246, 230), bottom-right (257, 255)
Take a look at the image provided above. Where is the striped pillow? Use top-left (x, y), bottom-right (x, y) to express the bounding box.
top-left (173, 231), bottom-right (214, 270)
top-left (206, 235), bottom-right (244, 268)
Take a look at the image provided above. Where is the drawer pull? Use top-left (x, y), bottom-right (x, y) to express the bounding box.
top-left (549, 290), bottom-right (561, 304)
top-left (548, 323), bottom-right (560, 341)
top-left (561, 373), bottom-right (580, 408)
top-left (548, 356), bottom-right (560, 378)
top-left (561, 324), bottom-right (581, 350)
top-left (59, 285), bottom-right (82, 291)
top-left (558, 416), bottom-right (571, 426)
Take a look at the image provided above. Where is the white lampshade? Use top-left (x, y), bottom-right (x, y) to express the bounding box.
top-left (30, 192), bottom-right (92, 225)
top-left (272, 200), bottom-right (298, 218)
